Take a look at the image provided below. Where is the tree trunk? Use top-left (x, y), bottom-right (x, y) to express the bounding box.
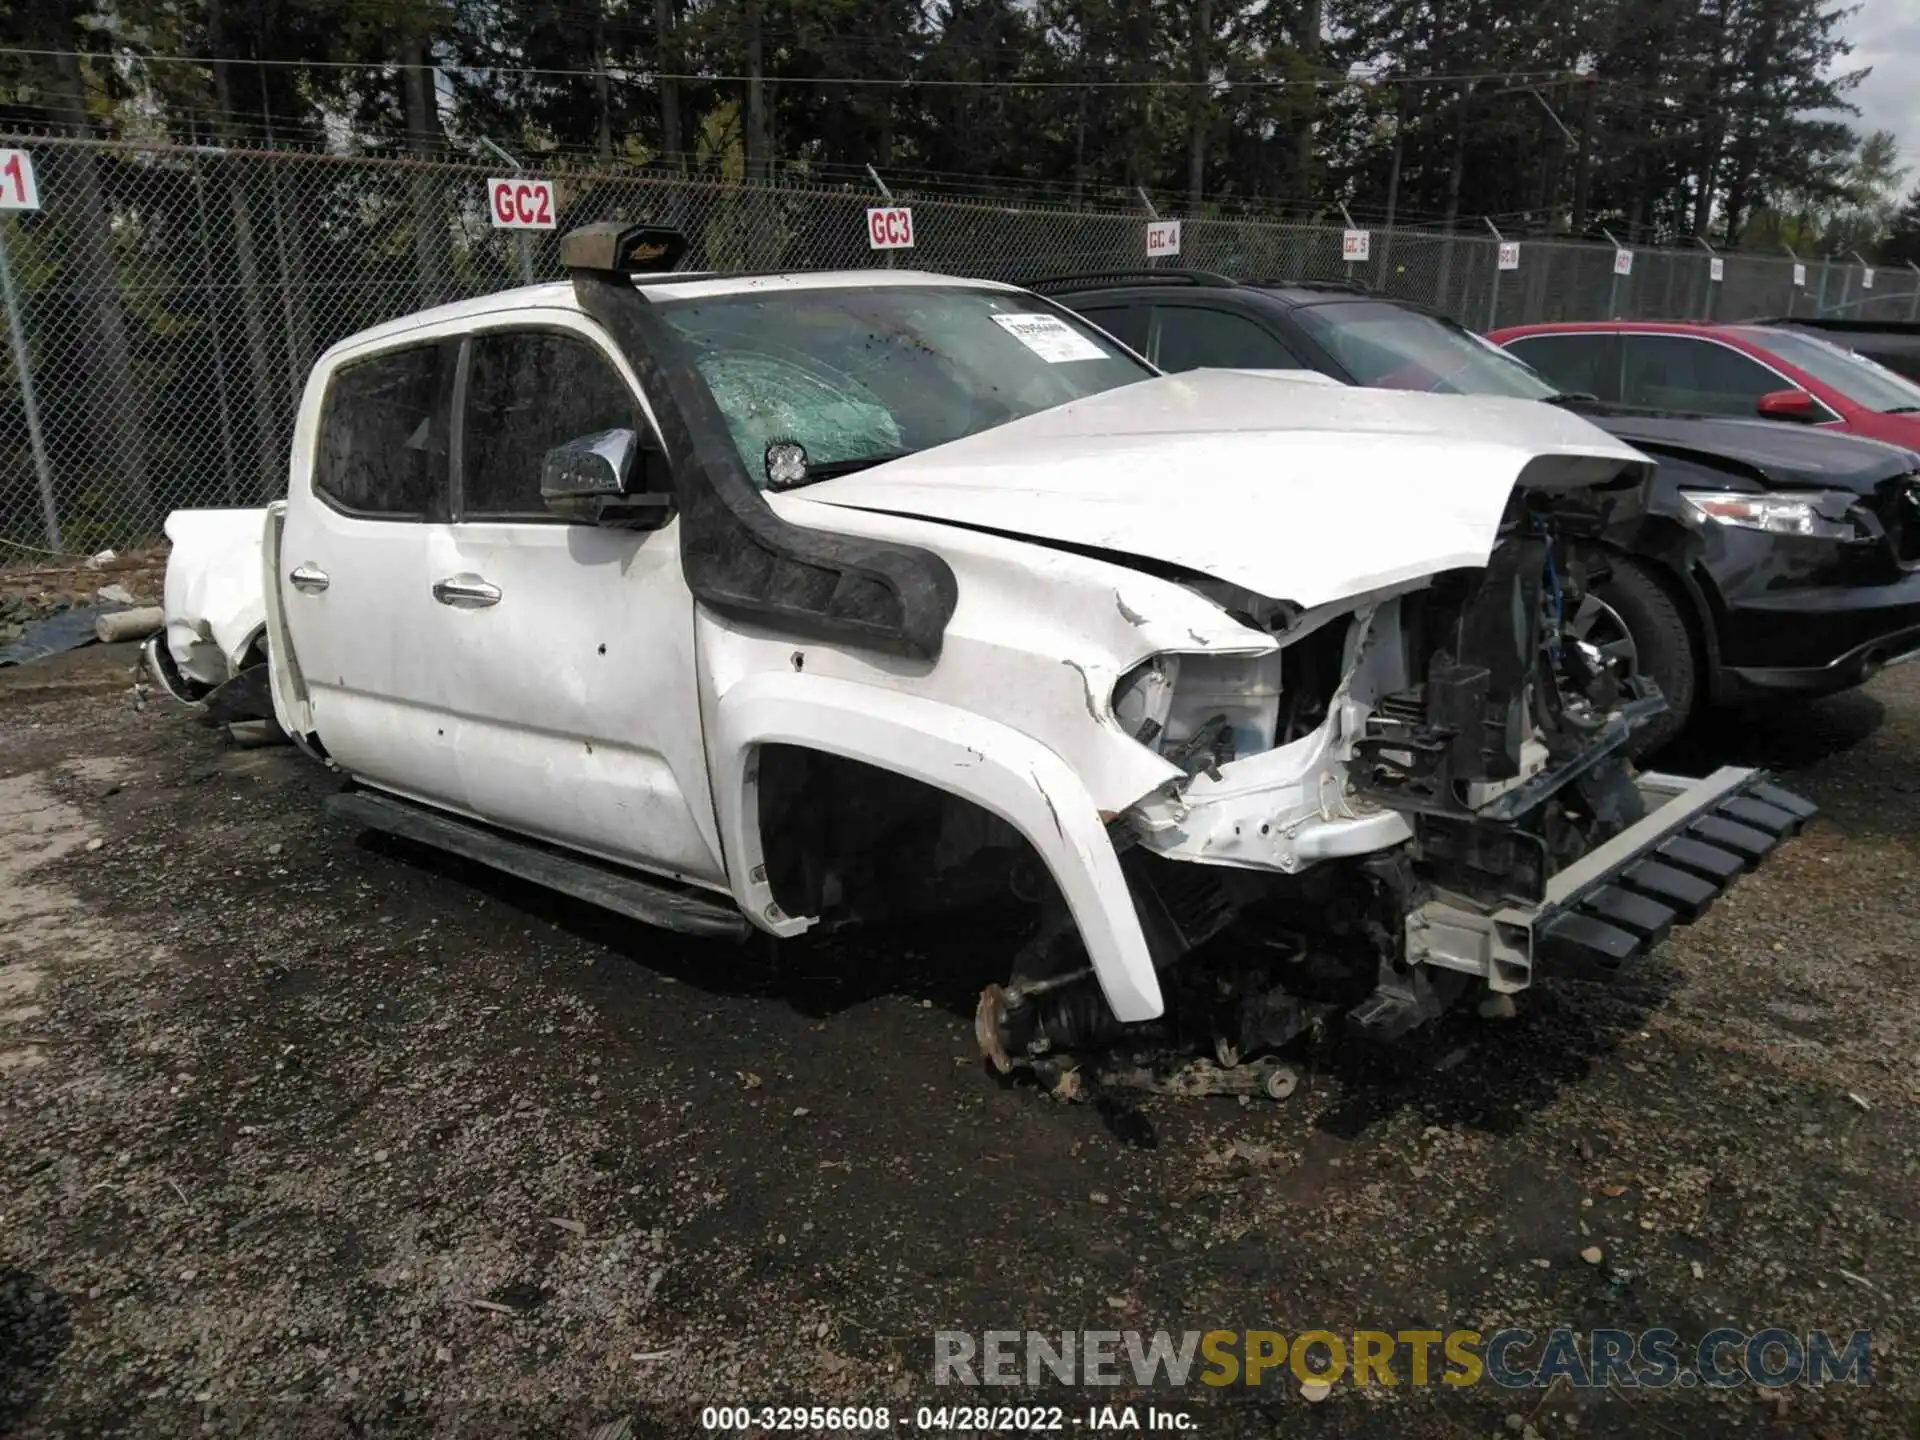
top-left (1374, 86), bottom-right (1406, 286)
top-left (1691, 106), bottom-right (1724, 239)
top-left (1292, 0), bottom-right (1321, 198)
top-left (1186, 0), bottom-right (1212, 208)
top-left (1433, 83), bottom-right (1470, 308)
top-left (1073, 72), bottom-right (1089, 201)
top-left (48, 51), bottom-right (151, 526)
top-left (744, 0), bottom-right (769, 181)
top-left (259, 74), bottom-right (313, 413)
top-left (1571, 80), bottom-right (1598, 234)
top-left (207, 24), bottom-right (283, 500)
top-left (655, 0), bottom-right (683, 169)
top-left (401, 37), bottom-right (447, 304)
top-left (594, 0), bottom-right (614, 162)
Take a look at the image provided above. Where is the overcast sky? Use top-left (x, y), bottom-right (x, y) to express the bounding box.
top-left (1837, 0), bottom-right (1920, 184)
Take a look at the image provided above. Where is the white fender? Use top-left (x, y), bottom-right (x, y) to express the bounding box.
top-left (711, 671), bottom-right (1164, 1023)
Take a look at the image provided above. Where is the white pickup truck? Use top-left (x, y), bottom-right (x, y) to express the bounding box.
top-left (150, 223), bottom-right (1811, 1091)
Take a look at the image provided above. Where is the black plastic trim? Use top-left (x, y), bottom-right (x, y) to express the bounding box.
top-left (571, 271), bottom-right (958, 661)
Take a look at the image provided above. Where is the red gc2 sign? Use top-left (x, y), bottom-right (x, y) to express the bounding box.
top-left (867, 206), bottom-right (915, 250)
top-left (487, 177), bottom-right (556, 231)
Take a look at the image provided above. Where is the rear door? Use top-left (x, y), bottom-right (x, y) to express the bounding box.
top-left (278, 336), bottom-right (469, 810)
top-left (429, 313), bottom-right (727, 888)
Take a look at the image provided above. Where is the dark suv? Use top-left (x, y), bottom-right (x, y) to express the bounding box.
top-left (1043, 270), bottom-right (1920, 757)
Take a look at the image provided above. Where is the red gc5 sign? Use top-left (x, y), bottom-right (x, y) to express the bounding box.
top-left (867, 206), bottom-right (915, 250)
top-left (488, 177), bottom-right (556, 231)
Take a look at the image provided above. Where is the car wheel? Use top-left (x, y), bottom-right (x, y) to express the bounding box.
top-left (1570, 554), bottom-right (1698, 760)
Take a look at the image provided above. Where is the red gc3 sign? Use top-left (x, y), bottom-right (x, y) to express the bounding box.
top-left (488, 177), bottom-right (556, 231)
top-left (867, 206), bottom-right (915, 250)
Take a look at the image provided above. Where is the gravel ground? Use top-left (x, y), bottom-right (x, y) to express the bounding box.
top-left (0, 549), bottom-right (164, 651)
top-left (1, 642), bottom-right (1915, 1439)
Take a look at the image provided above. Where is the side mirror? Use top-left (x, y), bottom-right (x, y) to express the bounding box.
top-left (1755, 388), bottom-right (1819, 423)
top-left (540, 427), bottom-right (673, 527)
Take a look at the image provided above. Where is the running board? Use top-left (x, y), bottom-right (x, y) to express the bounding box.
top-left (324, 789), bottom-right (752, 941)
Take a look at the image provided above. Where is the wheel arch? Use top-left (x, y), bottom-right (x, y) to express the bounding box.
top-left (708, 672), bottom-right (1165, 1023)
top-left (1589, 528), bottom-right (1723, 708)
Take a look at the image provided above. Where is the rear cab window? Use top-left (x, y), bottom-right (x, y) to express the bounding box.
top-left (314, 342), bottom-right (455, 519)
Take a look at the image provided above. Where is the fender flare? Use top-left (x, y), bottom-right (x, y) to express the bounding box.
top-left (711, 672), bottom-right (1164, 1023)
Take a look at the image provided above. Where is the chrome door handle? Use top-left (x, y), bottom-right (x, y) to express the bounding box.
top-left (432, 574), bottom-right (502, 609)
top-left (289, 564), bottom-right (330, 593)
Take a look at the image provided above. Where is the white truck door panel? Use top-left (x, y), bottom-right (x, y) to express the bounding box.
top-left (280, 337), bottom-right (468, 811)
top-left (426, 318), bottom-right (726, 888)
top-left (424, 521), bottom-right (725, 886)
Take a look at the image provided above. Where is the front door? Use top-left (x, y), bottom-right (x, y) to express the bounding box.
top-left (425, 313), bottom-right (727, 889)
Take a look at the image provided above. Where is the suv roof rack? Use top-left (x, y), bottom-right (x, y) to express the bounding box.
top-left (1024, 268), bottom-right (1240, 293)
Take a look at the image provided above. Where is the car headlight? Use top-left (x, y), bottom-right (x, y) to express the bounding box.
top-left (1112, 651), bottom-right (1284, 766)
top-left (1679, 490), bottom-right (1858, 541)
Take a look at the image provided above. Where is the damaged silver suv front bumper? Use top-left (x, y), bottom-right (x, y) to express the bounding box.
top-left (1403, 766), bottom-right (1816, 998)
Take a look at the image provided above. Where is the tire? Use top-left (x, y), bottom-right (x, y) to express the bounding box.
top-left (1570, 553), bottom-right (1698, 760)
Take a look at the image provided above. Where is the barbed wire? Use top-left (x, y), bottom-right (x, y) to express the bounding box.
top-left (1, 47), bottom-right (1602, 93)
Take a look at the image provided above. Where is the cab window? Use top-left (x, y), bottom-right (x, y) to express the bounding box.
top-left (460, 329), bottom-right (648, 521)
top-left (314, 342), bottom-right (453, 519)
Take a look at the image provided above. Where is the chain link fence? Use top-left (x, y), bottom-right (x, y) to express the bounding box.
top-left (5, 133), bottom-right (1920, 552)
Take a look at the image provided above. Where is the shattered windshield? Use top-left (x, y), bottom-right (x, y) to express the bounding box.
top-left (654, 285), bottom-right (1153, 485)
top-left (1293, 300), bottom-right (1559, 399)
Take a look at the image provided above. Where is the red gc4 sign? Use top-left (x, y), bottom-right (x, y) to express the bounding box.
top-left (867, 206), bottom-right (915, 250)
top-left (488, 177), bottom-right (556, 231)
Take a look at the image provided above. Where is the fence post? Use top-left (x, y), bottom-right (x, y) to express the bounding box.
top-left (0, 216), bottom-right (59, 551)
top-left (1137, 186), bottom-right (1162, 271)
top-left (1602, 228), bottom-right (1624, 319)
top-left (1908, 262), bottom-right (1919, 322)
top-left (479, 137), bottom-right (536, 285)
top-left (1484, 218), bottom-right (1502, 331)
top-left (1783, 244), bottom-right (1799, 318)
top-left (871, 165), bottom-right (898, 271)
top-left (1690, 236), bottom-right (1716, 322)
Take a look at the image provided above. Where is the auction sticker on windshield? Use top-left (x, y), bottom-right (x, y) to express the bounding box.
top-left (992, 312), bottom-right (1109, 363)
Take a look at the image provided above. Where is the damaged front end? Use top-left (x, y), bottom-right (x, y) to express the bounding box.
top-left (978, 483), bottom-right (1815, 1093)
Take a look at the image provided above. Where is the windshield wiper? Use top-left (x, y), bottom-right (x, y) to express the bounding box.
top-left (1541, 391), bottom-right (1600, 407)
top-left (1881, 405), bottom-right (1920, 414)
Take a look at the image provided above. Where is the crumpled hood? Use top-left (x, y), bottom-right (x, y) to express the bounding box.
top-left (799, 371), bottom-right (1651, 607)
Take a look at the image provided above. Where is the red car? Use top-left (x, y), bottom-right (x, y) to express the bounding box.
top-left (1487, 320), bottom-right (1920, 447)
